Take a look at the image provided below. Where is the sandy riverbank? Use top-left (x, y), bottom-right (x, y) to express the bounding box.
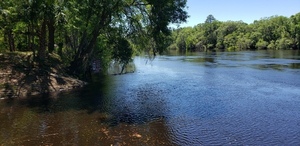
top-left (0, 52), bottom-right (87, 99)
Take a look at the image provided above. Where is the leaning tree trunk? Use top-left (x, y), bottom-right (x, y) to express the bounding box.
top-left (68, 35), bottom-right (97, 77)
top-left (69, 14), bottom-right (111, 77)
top-left (68, 1), bottom-right (120, 78)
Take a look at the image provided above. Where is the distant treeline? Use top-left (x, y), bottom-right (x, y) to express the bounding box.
top-left (169, 13), bottom-right (300, 52)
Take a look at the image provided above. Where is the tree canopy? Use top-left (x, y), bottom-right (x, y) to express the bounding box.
top-left (169, 13), bottom-right (300, 52)
top-left (0, 0), bottom-right (188, 78)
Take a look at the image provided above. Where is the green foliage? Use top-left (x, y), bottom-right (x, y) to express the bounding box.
top-left (276, 37), bottom-right (293, 50)
top-left (256, 39), bottom-right (268, 50)
top-left (168, 13), bottom-right (300, 52)
top-left (112, 38), bottom-right (133, 65)
top-left (205, 14), bottom-right (216, 24)
top-left (0, 0), bottom-right (188, 78)
top-left (267, 41), bottom-right (276, 50)
top-left (236, 35), bottom-right (252, 51)
top-left (93, 34), bottom-right (113, 72)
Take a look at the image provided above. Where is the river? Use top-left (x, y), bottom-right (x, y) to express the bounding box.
top-left (1, 50), bottom-right (300, 145)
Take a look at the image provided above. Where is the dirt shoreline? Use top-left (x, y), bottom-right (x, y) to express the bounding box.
top-left (0, 53), bottom-right (87, 99)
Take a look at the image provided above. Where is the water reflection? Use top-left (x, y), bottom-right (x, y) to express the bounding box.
top-left (176, 50), bottom-right (300, 70)
top-left (290, 63), bottom-right (300, 69)
top-left (0, 82), bottom-right (174, 145)
top-left (252, 64), bottom-right (288, 71)
top-left (108, 61), bottom-right (136, 75)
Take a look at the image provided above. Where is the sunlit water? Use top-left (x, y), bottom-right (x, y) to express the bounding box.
top-left (1, 50), bottom-right (300, 145)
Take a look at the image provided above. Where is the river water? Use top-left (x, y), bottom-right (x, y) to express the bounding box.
top-left (1, 50), bottom-right (300, 145)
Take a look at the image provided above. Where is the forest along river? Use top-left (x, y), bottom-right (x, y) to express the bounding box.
top-left (1, 50), bottom-right (300, 145)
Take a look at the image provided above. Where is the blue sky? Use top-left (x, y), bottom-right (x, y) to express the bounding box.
top-left (180, 0), bottom-right (300, 27)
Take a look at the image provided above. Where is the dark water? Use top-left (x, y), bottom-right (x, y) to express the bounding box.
top-left (1, 50), bottom-right (300, 145)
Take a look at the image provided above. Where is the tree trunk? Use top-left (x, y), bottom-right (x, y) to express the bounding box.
top-left (7, 30), bottom-right (15, 52)
top-left (38, 20), bottom-right (47, 62)
top-left (27, 23), bottom-right (35, 57)
top-left (58, 42), bottom-right (63, 57)
top-left (26, 25), bottom-right (30, 51)
top-left (68, 2), bottom-right (118, 78)
top-left (68, 28), bottom-right (101, 77)
top-left (32, 27), bottom-right (36, 59)
top-left (48, 19), bottom-right (55, 53)
top-left (68, 17), bottom-right (109, 77)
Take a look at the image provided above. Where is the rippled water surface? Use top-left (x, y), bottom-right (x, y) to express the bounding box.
top-left (1, 50), bottom-right (300, 145)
